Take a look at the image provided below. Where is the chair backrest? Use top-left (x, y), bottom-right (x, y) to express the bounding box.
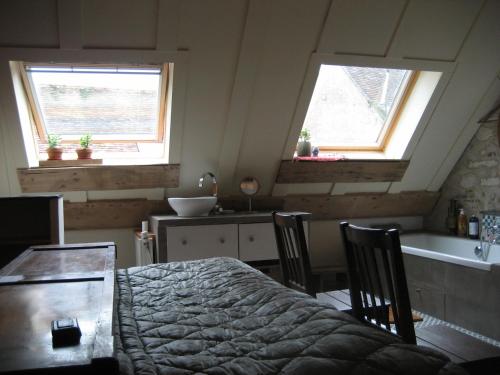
top-left (272, 212), bottom-right (315, 297)
top-left (339, 221), bottom-right (416, 344)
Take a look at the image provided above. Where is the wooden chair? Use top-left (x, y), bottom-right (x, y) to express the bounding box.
top-left (272, 212), bottom-right (316, 297)
top-left (339, 221), bottom-right (416, 344)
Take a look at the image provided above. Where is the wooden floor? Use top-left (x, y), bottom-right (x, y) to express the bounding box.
top-left (416, 324), bottom-right (500, 363)
top-left (318, 290), bottom-right (500, 364)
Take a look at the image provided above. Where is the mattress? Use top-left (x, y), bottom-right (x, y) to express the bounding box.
top-left (114, 257), bottom-right (466, 375)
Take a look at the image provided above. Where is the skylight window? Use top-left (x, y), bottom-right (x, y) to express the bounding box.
top-left (24, 64), bottom-right (166, 143)
top-left (301, 64), bottom-right (416, 151)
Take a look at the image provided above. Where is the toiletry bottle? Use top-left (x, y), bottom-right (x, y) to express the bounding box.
top-left (457, 208), bottom-right (467, 237)
top-left (468, 215), bottom-right (479, 240)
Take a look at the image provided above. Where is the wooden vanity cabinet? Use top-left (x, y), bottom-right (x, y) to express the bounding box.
top-left (239, 223), bottom-right (279, 261)
top-left (150, 212), bottom-right (310, 263)
top-left (166, 224), bottom-right (238, 261)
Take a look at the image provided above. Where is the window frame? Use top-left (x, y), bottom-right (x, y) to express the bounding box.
top-left (283, 53), bottom-right (454, 161)
top-left (305, 66), bottom-right (420, 152)
top-left (19, 62), bottom-right (169, 144)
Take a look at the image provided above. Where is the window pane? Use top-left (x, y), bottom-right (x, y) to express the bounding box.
top-left (28, 67), bottom-right (161, 141)
top-left (303, 65), bottom-right (411, 148)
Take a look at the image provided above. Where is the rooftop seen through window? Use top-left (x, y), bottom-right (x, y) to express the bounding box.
top-left (301, 64), bottom-right (416, 151)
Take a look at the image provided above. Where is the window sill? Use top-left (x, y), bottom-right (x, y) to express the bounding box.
top-left (17, 163), bottom-right (179, 193)
top-left (293, 156), bottom-right (346, 162)
top-left (38, 159), bottom-right (104, 168)
top-left (35, 157), bottom-right (169, 168)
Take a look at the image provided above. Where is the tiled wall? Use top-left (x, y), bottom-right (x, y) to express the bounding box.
top-left (483, 212), bottom-right (500, 231)
top-left (425, 120), bottom-right (500, 232)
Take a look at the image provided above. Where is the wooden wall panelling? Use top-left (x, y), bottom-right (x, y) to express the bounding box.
top-left (64, 191), bottom-right (438, 230)
top-left (283, 191), bottom-right (440, 220)
top-left (17, 164), bottom-right (180, 192)
top-left (276, 160), bottom-right (410, 183)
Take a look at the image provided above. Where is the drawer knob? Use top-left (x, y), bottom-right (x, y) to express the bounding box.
top-left (219, 238), bottom-right (225, 244)
top-left (181, 239), bottom-right (187, 245)
top-left (249, 236), bottom-right (255, 242)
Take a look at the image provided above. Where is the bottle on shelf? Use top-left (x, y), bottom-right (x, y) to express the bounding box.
top-left (468, 215), bottom-right (479, 240)
top-left (457, 208), bottom-right (468, 237)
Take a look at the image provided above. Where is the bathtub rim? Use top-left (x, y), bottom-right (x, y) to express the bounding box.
top-left (400, 233), bottom-right (493, 271)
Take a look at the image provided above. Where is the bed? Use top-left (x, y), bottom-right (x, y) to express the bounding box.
top-left (114, 257), bottom-right (467, 375)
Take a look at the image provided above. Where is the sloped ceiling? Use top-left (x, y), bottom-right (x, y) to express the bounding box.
top-left (0, 0), bottom-right (499, 201)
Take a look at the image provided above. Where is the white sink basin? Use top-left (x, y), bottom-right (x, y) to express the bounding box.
top-left (168, 196), bottom-right (217, 217)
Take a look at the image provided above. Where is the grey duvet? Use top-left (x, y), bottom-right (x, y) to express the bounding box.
top-left (115, 257), bottom-right (466, 375)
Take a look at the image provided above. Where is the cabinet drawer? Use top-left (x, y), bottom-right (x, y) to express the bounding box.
top-left (166, 224), bottom-right (238, 262)
top-left (239, 223), bottom-right (278, 261)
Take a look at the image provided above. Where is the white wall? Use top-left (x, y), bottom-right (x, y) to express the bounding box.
top-left (65, 228), bottom-right (136, 268)
top-left (309, 216), bottom-right (423, 268)
top-left (0, 0), bottom-right (499, 267)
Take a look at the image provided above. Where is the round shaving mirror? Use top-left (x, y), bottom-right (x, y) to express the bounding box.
top-left (240, 177), bottom-right (260, 212)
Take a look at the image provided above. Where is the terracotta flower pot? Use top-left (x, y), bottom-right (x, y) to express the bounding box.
top-left (76, 148), bottom-right (93, 160)
top-left (47, 147), bottom-right (63, 160)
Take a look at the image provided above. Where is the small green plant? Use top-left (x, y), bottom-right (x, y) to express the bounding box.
top-left (299, 128), bottom-right (311, 142)
top-left (47, 134), bottom-right (61, 149)
top-left (79, 133), bottom-right (92, 149)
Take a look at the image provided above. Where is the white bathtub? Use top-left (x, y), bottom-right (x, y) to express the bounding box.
top-left (400, 233), bottom-right (500, 271)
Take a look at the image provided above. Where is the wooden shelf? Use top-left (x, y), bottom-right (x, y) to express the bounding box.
top-left (17, 163), bottom-right (180, 192)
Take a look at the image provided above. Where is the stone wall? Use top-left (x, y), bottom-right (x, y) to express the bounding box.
top-left (425, 120), bottom-right (500, 232)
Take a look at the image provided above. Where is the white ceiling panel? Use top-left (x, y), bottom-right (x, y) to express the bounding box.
top-left (83, 0), bottom-right (158, 49)
top-left (388, 0), bottom-right (483, 60)
top-left (318, 0), bottom-right (406, 56)
top-left (0, 0), bottom-right (59, 47)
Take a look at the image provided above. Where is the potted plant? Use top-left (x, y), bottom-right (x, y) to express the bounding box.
top-left (47, 134), bottom-right (63, 160)
top-left (296, 128), bottom-right (312, 157)
top-left (76, 133), bottom-right (93, 159)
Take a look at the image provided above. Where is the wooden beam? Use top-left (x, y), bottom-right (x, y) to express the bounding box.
top-left (276, 160), bottom-right (410, 183)
top-left (63, 191), bottom-right (438, 230)
top-left (283, 191), bottom-right (440, 220)
top-left (64, 199), bottom-right (171, 230)
top-left (17, 164), bottom-right (179, 192)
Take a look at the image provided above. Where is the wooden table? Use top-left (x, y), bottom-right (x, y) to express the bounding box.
top-left (0, 243), bottom-right (118, 374)
top-left (319, 289), bottom-right (500, 364)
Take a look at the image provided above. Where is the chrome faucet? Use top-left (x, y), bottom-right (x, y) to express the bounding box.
top-left (199, 172), bottom-right (218, 197)
top-left (474, 224), bottom-right (499, 261)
